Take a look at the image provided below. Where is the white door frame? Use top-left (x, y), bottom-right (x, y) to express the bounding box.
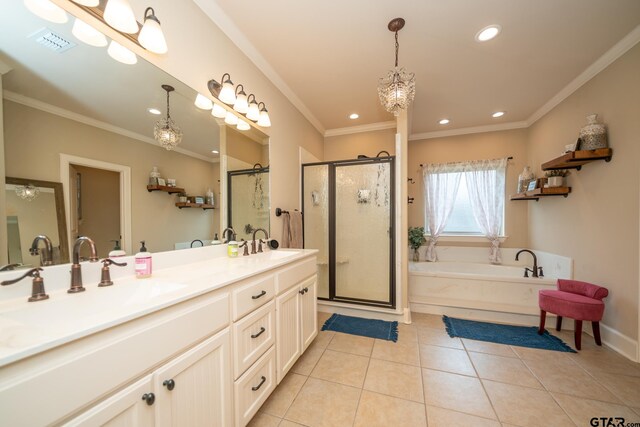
top-left (60, 154), bottom-right (132, 255)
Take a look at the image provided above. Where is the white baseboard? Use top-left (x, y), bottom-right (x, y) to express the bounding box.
top-left (587, 323), bottom-right (639, 362)
top-left (318, 301), bottom-right (407, 323)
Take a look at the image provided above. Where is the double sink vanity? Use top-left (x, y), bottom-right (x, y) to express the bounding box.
top-left (0, 245), bottom-right (318, 426)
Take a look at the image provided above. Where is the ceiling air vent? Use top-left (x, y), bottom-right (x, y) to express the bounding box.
top-left (29, 28), bottom-right (76, 53)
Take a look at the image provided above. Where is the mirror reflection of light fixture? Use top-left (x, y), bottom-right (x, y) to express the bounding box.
top-left (237, 119), bottom-right (250, 131)
top-left (154, 85), bottom-right (183, 150)
top-left (224, 111), bottom-right (238, 126)
top-left (15, 184), bottom-right (40, 201)
top-left (211, 103), bottom-right (226, 119)
top-left (138, 7), bottom-right (168, 54)
top-left (104, 0), bottom-right (138, 34)
top-left (233, 84), bottom-right (249, 114)
top-left (377, 18), bottom-right (415, 116)
top-left (107, 40), bottom-right (137, 64)
top-left (24, 0), bottom-right (68, 24)
top-left (194, 93), bottom-right (213, 110)
top-left (72, 18), bottom-right (107, 47)
top-left (257, 102), bottom-right (271, 128)
top-left (246, 94), bottom-right (260, 121)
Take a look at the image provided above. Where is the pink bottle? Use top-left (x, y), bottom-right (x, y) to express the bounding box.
top-left (135, 241), bottom-right (152, 279)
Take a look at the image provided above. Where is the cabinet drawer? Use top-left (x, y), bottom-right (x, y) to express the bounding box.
top-left (276, 257), bottom-right (317, 294)
top-left (232, 275), bottom-right (276, 321)
top-left (233, 301), bottom-right (275, 379)
top-left (234, 346), bottom-right (276, 427)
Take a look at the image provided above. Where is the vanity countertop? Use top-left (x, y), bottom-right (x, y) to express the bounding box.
top-left (0, 248), bottom-right (317, 367)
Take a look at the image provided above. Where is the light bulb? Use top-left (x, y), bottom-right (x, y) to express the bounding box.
top-left (257, 104), bottom-right (271, 127)
top-left (108, 40), bottom-right (137, 65)
top-left (138, 7), bottom-right (168, 54)
top-left (219, 83), bottom-right (236, 105)
top-left (233, 92), bottom-right (248, 114)
top-left (224, 112), bottom-right (238, 125)
top-left (246, 101), bottom-right (260, 122)
top-left (195, 93), bottom-right (213, 110)
top-left (71, 0), bottom-right (99, 6)
top-left (237, 119), bottom-right (250, 131)
top-left (24, 0), bottom-right (68, 24)
top-left (211, 103), bottom-right (226, 119)
top-left (104, 0), bottom-right (138, 34)
top-left (72, 18), bottom-right (107, 47)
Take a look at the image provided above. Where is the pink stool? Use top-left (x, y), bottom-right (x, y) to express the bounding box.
top-left (538, 279), bottom-right (608, 350)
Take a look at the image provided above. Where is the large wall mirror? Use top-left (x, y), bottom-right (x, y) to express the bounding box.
top-left (1, 2), bottom-right (269, 265)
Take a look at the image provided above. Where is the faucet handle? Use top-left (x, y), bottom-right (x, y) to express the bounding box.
top-left (538, 267), bottom-right (544, 277)
top-left (1, 268), bottom-right (49, 302)
top-left (257, 239), bottom-right (266, 253)
top-left (102, 258), bottom-right (128, 267)
top-left (99, 258), bottom-right (128, 287)
top-left (239, 240), bottom-right (250, 256)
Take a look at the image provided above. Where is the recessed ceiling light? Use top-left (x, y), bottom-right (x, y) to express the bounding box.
top-left (438, 119), bottom-right (450, 125)
top-left (349, 113), bottom-right (359, 120)
top-left (147, 108), bottom-right (161, 115)
top-left (492, 111), bottom-right (505, 118)
top-left (475, 25), bottom-right (501, 42)
top-left (211, 150), bottom-right (219, 154)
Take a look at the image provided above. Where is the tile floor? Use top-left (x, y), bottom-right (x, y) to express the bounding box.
top-left (249, 312), bottom-right (640, 427)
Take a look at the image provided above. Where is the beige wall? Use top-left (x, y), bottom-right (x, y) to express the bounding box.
top-left (527, 44), bottom-right (640, 340)
top-left (227, 128), bottom-right (269, 167)
top-left (4, 101), bottom-right (218, 253)
top-left (324, 128), bottom-right (396, 161)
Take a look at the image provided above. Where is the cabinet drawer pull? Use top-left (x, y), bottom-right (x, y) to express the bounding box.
top-left (303, 287), bottom-right (309, 293)
top-left (163, 379), bottom-right (176, 391)
top-left (299, 289), bottom-right (305, 295)
top-left (251, 327), bottom-right (266, 339)
top-left (251, 376), bottom-right (266, 391)
top-left (141, 393), bottom-right (155, 406)
top-left (251, 290), bottom-right (267, 300)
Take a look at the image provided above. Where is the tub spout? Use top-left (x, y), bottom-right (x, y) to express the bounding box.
top-left (515, 249), bottom-right (538, 278)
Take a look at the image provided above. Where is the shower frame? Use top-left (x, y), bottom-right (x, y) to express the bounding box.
top-left (301, 156), bottom-right (396, 309)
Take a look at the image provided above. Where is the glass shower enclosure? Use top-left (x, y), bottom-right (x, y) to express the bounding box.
top-left (302, 156), bottom-right (395, 308)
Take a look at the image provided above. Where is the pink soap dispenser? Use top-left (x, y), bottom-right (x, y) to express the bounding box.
top-left (135, 241), bottom-right (152, 279)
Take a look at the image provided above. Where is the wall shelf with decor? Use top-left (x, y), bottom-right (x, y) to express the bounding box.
top-left (542, 148), bottom-right (612, 171)
top-left (146, 185), bottom-right (185, 194)
top-left (175, 202), bottom-right (215, 210)
top-left (510, 187), bottom-right (572, 202)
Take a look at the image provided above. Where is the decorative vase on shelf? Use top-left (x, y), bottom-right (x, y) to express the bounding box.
top-left (579, 114), bottom-right (607, 150)
top-left (412, 248), bottom-right (420, 262)
top-left (548, 176), bottom-right (563, 187)
top-left (517, 166), bottom-right (534, 193)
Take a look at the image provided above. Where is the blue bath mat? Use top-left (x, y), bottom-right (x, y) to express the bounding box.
top-left (322, 314), bottom-right (398, 342)
top-left (443, 316), bottom-right (576, 353)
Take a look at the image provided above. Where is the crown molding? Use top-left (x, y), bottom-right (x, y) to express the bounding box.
top-left (3, 90), bottom-right (218, 163)
top-left (527, 24), bottom-right (640, 126)
top-left (409, 121), bottom-right (528, 141)
top-left (325, 121), bottom-right (397, 137)
top-left (193, 0), bottom-right (325, 135)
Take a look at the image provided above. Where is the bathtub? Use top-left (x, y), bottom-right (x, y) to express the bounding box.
top-left (409, 248), bottom-right (572, 324)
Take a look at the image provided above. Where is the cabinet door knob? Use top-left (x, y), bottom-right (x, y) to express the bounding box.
top-left (251, 327), bottom-right (266, 339)
top-left (252, 290), bottom-right (267, 300)
top-left (163, 379), bottom-right (176, 391)
top-left (251, 376), bottom-right (267, 391)
top-left (303, 287), bottom-right (309, 293)
top-left (141, 393), bottom-right (155, 405)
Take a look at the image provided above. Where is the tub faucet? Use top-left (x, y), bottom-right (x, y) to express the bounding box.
top-left (70, 236), bottom-right (99, 293)
top-left (251, 228), bottom-right (269, 254)
top-left (515, 249), bottom-right (539, 278)
top-left (30, 235), bottom-right (54, 266)
top-left (190, 239), bottom-right (204, 248)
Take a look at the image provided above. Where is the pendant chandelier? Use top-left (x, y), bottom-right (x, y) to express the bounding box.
top-left (377, 18), bottom-right (415, 116)
top-left (154, 85), bottom-right (183, 150)
top-left (15, 184), bottom-right (40, 201)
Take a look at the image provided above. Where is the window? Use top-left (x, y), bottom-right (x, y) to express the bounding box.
top-left (443, 176), bottom-right (485, 234)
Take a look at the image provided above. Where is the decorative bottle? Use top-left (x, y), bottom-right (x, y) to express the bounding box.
top-left (149, 166), bottom-right (161, 185)
top-left (518, 166), bottom-right (534, 193)
top-left (579, 114), bottom-right (607, 150)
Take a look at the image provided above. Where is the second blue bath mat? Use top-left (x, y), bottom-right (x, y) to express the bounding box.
top-left (321, 314), bottom-right (398, 342)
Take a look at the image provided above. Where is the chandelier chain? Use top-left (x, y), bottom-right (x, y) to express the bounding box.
top-left (395, 31), bottom-right (399, 67)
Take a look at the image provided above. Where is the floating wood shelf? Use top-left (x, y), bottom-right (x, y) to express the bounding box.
top-left (542, 148), bottom-right (612, 171)
top-left (146, 185), bottom-right (185, 194)
top-left (510, 186), bottom-right (571, 202)
top-left (175, 202), bottom-right (215, 210)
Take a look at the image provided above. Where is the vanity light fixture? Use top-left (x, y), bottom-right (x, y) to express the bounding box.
top-left (209, 73), bottom-right (236, 105)
top-left (224, 111), bottom-right (238, 126)
top-left (233, 85), bottom-right (249, 114)
top-left (103, 0), bottom-right (138, 34)
top-left (211, 103), bottom-right (227, 119)
top-left (439, 118), bottom-right (450, 125)
top-left (475, 25), bottom-right (501, 42)
top-left (154, 84), bottom-right (183, 150)
top-left (15, 184), bottom-right (40, 201)
top-left (71, 0), bottom-right (99, 6)
top-left (107, 40), bottom-right (137, 64)
top-left (349, 113), bottom-right (359, 120)
top-left (257, 102), bottom-right (271, 128)
top-left (378, 17), bottom-right (415, 116)
top-left (24, 0), bottom-right (68, 24)
top-left (194, 93), bottom-right (213, 110)
top-left (237, 119), bottom-right (251, 131)
top-left (72, 18), bottom-right (107, 47)
top-left (147, 108), bottom-right (161, 115)
top-left (492, 111), bottom-right (505, 118)
top-left (138, 7), bottom-right (168, 54)
top-left (246, 94), bottom-right (260, 122)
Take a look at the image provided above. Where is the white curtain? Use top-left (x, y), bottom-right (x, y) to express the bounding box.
top-left (422, 162), bottom-right (464, 261)
top-left (465, 158), bottom-right (508, 264)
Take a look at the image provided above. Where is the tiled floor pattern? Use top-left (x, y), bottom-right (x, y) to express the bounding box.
top-left (249, 312), bottom-right (640, 427)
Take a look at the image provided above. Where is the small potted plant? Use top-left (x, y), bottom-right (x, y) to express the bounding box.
top-left (544, 169), bottom-right (570, 187)
top-left (408, 226), bottom-right (426, 262)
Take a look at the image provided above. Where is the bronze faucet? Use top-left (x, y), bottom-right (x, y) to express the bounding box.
top-left (251, 228), bottom-right (269, 254)
top-left (70, 236), bottom-right (99, 293)
top-left (1, 267), bottom-right (49, 302)
top-left (98, 258), bottom-right (128, 287)
top-left (30, 235), bottom-right (54, 266)
top-left (221, 227), bottom-right (237, 243)
top-left (239, 239), bottom-right (249, 256)
top-left (190, 239), bottom-right (204, 248)
top-left (515, 249), bottom-right (539, 278)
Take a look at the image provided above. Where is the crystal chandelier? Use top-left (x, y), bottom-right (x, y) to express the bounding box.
top-left (154, 84), bottom-right (183, 150)
top-left (378, 18), bottom-right (415, 116)
top-left (15, 184), bottom-right (40, 201)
